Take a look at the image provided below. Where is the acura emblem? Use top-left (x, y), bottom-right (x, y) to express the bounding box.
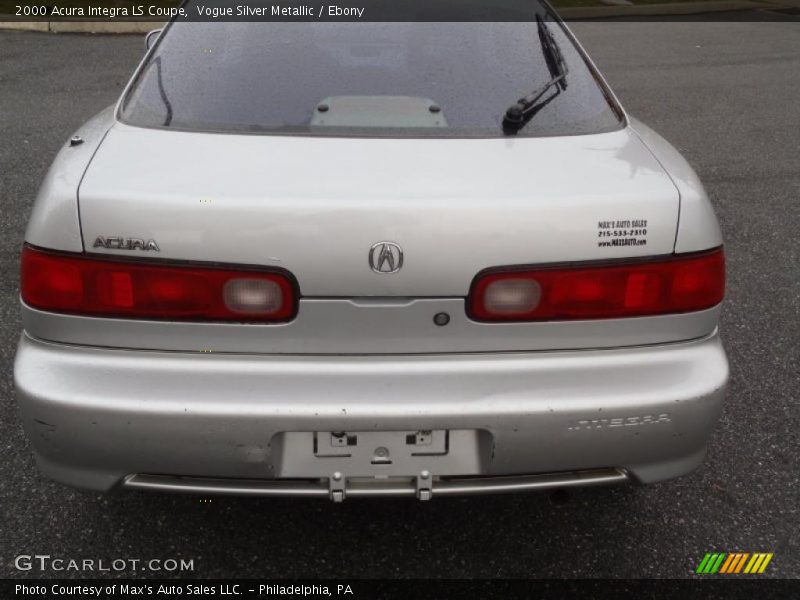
top-left (93, 236), bottom-right (160, 251)
top-left (369, 242), bottom-right (403, 274)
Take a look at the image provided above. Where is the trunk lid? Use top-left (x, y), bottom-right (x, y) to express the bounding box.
top-left (79, 123), bottom-right (679, 297)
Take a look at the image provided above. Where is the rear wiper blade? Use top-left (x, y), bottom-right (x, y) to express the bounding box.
top-left (503, 15), bottom-right (569, 133)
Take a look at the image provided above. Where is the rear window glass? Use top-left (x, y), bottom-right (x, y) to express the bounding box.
top-left (120, 16), bottom-right (623, 138)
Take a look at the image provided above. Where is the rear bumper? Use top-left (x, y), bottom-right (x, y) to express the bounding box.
top-left (14, 332), bottom-right (728, 496)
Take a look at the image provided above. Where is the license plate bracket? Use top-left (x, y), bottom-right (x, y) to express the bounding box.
top-left (272, 429), bottom-right (488, 479)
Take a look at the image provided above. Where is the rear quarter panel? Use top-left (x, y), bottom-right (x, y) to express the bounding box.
top-left (25, 106), bottom-right (115, 253)
top-left (629, 117), bottom-right (723, 253)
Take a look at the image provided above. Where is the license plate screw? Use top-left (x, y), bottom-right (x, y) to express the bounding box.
top-left (415, 430), bottom-right (433, 446)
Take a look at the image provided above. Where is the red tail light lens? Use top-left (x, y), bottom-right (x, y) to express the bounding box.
top-left (469, 248), bottom-right (725, 322)
top-left (21, 245), bottom-right (297, 322)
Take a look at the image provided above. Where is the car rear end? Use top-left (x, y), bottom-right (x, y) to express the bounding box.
top-left (14, 10), bottom-right (728, 500)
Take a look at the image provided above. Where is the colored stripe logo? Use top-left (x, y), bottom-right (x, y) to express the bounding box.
top-left (696, 552), bottom-right (773, 574)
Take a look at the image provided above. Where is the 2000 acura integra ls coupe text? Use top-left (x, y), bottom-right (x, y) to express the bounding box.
top-left (15, 5), bottom-right (728, 501)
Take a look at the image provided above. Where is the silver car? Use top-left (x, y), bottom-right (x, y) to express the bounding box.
top-left (15, 8), bottom-right (728, 501)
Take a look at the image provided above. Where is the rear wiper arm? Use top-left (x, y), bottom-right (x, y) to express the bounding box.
top-left (503, 15), bottom-right (569, 133)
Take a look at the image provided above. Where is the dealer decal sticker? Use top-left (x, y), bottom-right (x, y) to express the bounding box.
top-left (597, 218), bottom-right (648, 247)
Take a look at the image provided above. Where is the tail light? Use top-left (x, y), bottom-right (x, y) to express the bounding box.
top-left (21, 245), bottom-right (297, 322)
top-left (468, 248), bottom-right (725, 322)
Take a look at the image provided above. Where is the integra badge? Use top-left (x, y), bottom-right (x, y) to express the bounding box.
top-left (93, 236), bottom-right (160, 251)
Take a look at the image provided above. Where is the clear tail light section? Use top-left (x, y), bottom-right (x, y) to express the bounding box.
top-left (468, 248), bottom-right (725, 322)
top-left (21, 245), bottom-right (297, 322)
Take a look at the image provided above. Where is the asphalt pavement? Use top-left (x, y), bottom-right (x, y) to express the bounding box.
top-left (0, 18), bottom-right (798, 579)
